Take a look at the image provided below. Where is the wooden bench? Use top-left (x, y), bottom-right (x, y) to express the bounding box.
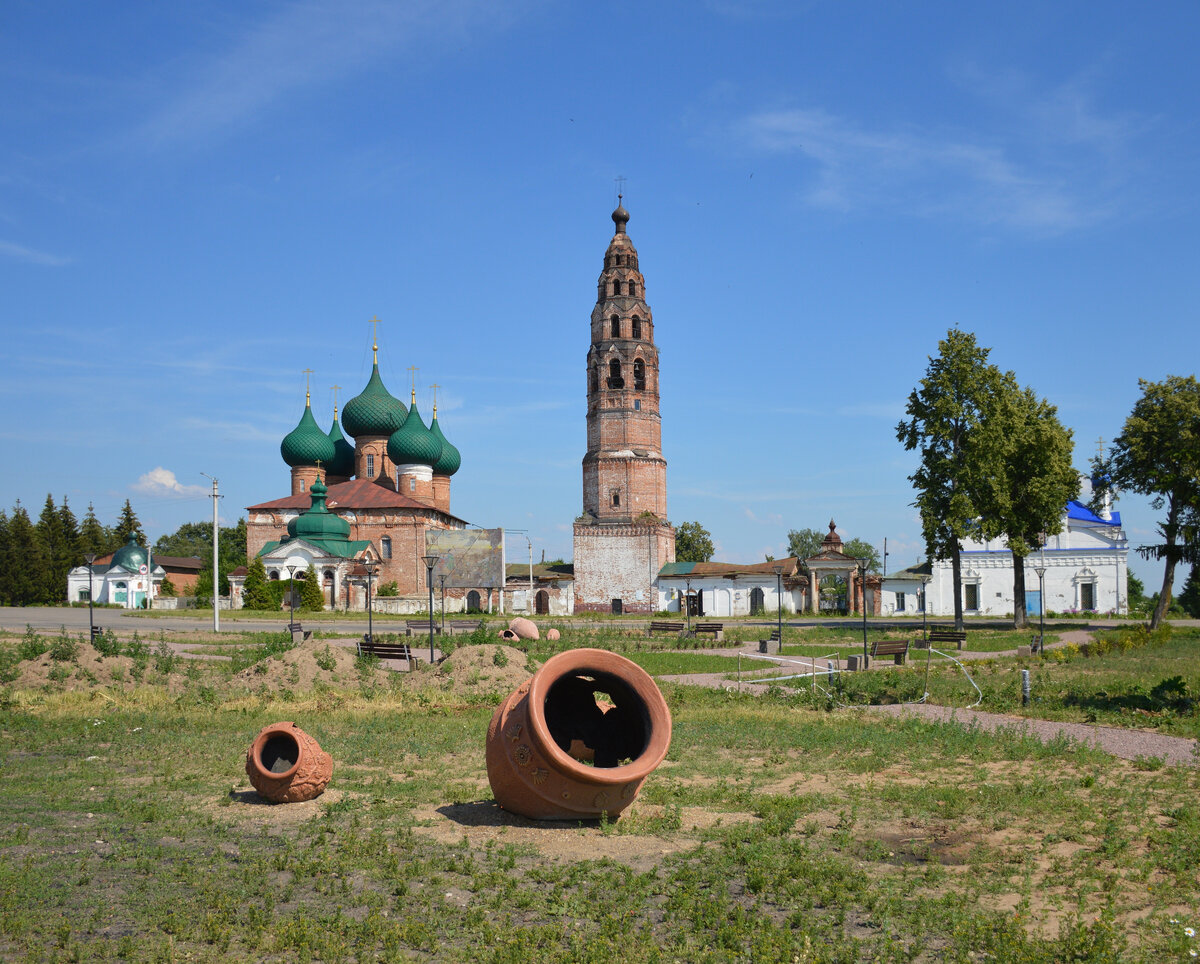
top-left (927, 626), bottom-right (967, 651)
top-left (448, 619), bottom-right (484, 635)
top-left (870, 638), bottom-right (910, 665)
top-left (287, 621), bottom-right (312, 643)
top-left (693, 622), bottom-right (724, 641)
top-left (405, 619), bottom-right (441, 637)
top-left (359, 635), bottom-right (416, 670)
top-left (647, 620), bottom-right (686, 636)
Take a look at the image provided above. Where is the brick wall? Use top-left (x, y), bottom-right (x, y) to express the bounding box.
top-left (573, 520), bottom-right (675, 614)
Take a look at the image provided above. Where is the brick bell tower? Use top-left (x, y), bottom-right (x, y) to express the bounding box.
top-left (573, 197), bottom-right (675, 614)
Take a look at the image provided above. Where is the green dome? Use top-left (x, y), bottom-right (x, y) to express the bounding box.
top-left (281, 403), bottom-right (336, 468)
top-left (388, 401), bottom-right (443, 466)
top-left (326, 416), bottom-right (357, 478)
top-left (287, 478), bottom-right (352, 542)
top-left (342, 363), bottom-right (407, 439)
top-left (110, 536), bottom-right (149, 572)
top-left (429, 415), bottom-right (461, 476)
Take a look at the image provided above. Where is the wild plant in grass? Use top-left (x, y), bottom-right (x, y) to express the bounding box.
top-left (18, 625), bottom-right (47, 661)
top-left (92, 628), bottom-right (122, 658)
top-left (48, 628), bottom-right (78, 662)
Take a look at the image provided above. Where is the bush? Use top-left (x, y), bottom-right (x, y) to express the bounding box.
top-left (158, 576), bottom-right (177, 598)
top-left (376, 581), bottom-right (399, 598)
top-left (93, 629), bottom-right (122, 658)
top-left (48, 628), bottom-right (79, 663)
top-left (18, 626), bottom-right (47, 662)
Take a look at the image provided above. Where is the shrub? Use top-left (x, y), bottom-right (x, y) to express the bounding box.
top-left (93, 629), bottom-right (123, 658)
top-left (49, 628), bottom-right (79, 663)
top-left (18, 626), bottom-right (47, 662)
top-left (376, 581), bottom-right (399, 598)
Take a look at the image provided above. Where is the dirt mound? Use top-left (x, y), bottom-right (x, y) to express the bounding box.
top-left (6, 641), bottom-right (187, 692)
top-left (229, 639), bottom-right (385, 694)
top-left (431, 644), bottom-right (536, 695)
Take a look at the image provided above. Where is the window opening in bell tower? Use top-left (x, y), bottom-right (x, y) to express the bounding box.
top-left (610, 315), bottom-right (620, 337)
top-left (633, 358), bottom-right (645, 391)
top-left (608, 359), bottom-right (624, 389)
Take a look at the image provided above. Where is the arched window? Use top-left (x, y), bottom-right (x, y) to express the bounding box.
top-left (269, 570), bottom-right (279, 580)
top-left (610, 315), bottom-right (620, 338)
top-left (366, 453), bottom-right (375, 478)
top-left (382, 536), bottom-right (392, 559)
top-left (628, 281), bottom-right (637, 297)
top-left (608, 359), bottom-right (624, 389)
top-left (633, 358), bottom-right (646, 391)
top-left (611, 490), bottom-right (621, 507)
top-left (612, 280), bottom-right (621, 296)
top-left (589, 365), bottom-right (598, 393)
top-left (323, 569), bottom-right (334, 584)
top-left (631, 315), bottom-right (641, 339)
top-left (300, 479), bottom-right (306, 492)
top-left (466, 590), bottom-right (481, 612)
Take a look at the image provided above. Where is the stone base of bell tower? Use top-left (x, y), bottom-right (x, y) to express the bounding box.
top-left (572, 519), bottom-right (675, 614)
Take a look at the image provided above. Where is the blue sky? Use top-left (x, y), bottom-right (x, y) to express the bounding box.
top-left (3, 1), bottom-right (1196, 593)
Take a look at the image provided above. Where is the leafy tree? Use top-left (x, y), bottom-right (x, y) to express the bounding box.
top-left (376, 581), bottom-right (399, 597)
top-left (973, 383), bottom-right (1079, 628)
top-left (674, 521), bottom-right (715, 563)
top-left (1096, 375), bottom-right (1200, 629)
top-left (1128, 571), bottom-right (1146, 607)
top-left (241, 557), bottom-right (275, 610)
top-left (158, 575), bottom-right (177, 598)
top-left (299, 573), bottom-right (325, 611)
top-left (113, 500), bottom-right (145, 548)
top-left (843, 538), bottom-right (881, 573)
top-left (786, 528), bottom-right (825, 565)
top-left (1177, 567), bottom-right (1200, 618)
top-left (897, 330), bottom-right (1008, 631)
top-left (78, 503), bottom-right (110, 558)
top-left (154, 522), bottom-right (212, 558)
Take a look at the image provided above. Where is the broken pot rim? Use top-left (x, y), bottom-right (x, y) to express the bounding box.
top-left (524, 648), bottom-right (671, 787)
top-left (247, 721), bottom-right (304, 783)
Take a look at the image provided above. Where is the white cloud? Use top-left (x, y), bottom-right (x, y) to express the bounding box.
top-left (0, 239), bottom-right (71, 266)
top-left (729, 76), bottom-right (1145, 233)
top-left (135, 0), bottom-right (524, 148)
top-left (132, 467), bottom-right (210, 498)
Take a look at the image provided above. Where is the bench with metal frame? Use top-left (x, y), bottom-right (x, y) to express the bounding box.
top-left (693, 622), bottom-right (724, 641)
top-left (405, 619), bottom-right (441, 637)
top-left (927, 625), bottom-right (967, 651)
top-left (359, 635), bottom-right (416, 670)
top-left (647, 620), bottom-right (686, 636)
top-left (870, 638), bottom-right (910, 665)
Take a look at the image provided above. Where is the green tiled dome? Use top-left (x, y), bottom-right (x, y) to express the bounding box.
top-left (281, 403), bottom-right (336, 468)
top-left (287, 478), bottom-right (352, 542)
top-left (388, 401), bottom-right (442, 466)
top-left (342, 363), bottom-right (407, 439)
top-left (429, 415), bottom-right (461, 476)
top-left (110, 536), bottom-right (148, 572)
top-left (326, 415), bottom-right (356, 478)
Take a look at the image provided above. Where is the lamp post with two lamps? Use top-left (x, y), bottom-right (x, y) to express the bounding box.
top-left (286, 565), bottom-right (298, 615)
top-left (684, 577), bottom-right (693, 632)
top-left (439, 573), bottom-right (447, 635)
top-left (1033, 564), bottom-right (1047, 654)
top-left (362, 560), bottom-right (379, 654)
top-left (422, 554), bottom-right (440, 665)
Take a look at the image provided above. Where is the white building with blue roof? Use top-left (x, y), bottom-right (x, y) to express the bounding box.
top-left (884, 480), bottom-right (1130, 618)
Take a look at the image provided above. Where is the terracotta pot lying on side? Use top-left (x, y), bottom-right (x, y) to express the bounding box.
top-left (245, 721), bottom-right (332, 803)
top-left (486, 648), bottom-right (672, 820)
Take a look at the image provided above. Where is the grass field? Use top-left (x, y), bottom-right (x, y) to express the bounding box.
top-left (1, 622), bottom-right (1198, 961)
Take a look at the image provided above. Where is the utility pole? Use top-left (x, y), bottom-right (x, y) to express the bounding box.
top-left (201, 473), bottom-right (220, 631)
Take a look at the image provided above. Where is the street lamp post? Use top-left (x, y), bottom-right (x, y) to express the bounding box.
top-left (859, 557), bottom-right (870, 669)
top-left (422, 554), bottom-right (440, 665)
top-left (363, 561), bottom-right (378, 653)
top-left (286, 565), bottom-right (298, 616)
top-left (772, 564), bottom-right (783, 652)
top-left (920, 572), bottom-right (931, 642)
top-left (84, 552), bottom-right (97, 643)
top-left (684, 577), bottom-right (692, 632)
top-left (439, 573), bottom-right (447, 635)
top-left (1034, 565), bottom-right (1047, 654)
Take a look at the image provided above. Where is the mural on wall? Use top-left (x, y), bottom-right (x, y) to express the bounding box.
top-left (425, 528), bottom-right (506, 589)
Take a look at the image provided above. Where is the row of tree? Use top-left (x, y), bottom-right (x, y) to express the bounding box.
top-left (0, 497), bottom-right (146, 606)
top-left (900, 330), bottom-right (1199, 631)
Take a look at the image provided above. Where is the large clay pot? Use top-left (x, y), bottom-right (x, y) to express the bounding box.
top-left (486, 648), bottom-right (671, 820)
top-left (508, 617), bottom-right (539, 640)
top-left (245, 722), bottom-right (332, 803)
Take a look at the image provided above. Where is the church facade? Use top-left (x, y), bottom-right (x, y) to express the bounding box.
top-left (573, 200), bottom-right (675, 613)
top-left (240, 342), bottom-right (467, 610)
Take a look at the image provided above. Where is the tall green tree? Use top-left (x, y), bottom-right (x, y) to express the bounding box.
top-left (674, 521), bottom-right (715, 563)
top-left (113, 499), bottom-right (145, 549)
top-left (241, 556), bottom-right (275, 610)
top-left (1178, 567), bottom-right (1200, 618)
top-left (299, 572), bottom-right (326, 611)
top-left (1096, 375), bottom-right (1200, 629)
top-left (973, 383), bottom-right (1079, 628)
top-left (786, 528), bottom-right (825, 565)
top-left (36, 494), bottom-right (66, 603)
top-left (843, 538), bottom-right (881, 573)
top-left (58, 497), bottom-right (80, 569)
top-left (0, 509), bottom-right (9, 605)
top-left (78, 503), bottom-right (110, 558)
top-left (897, 330), bottom-right (1008, 631)
top-left (5, 501), bottom-right (49, 606)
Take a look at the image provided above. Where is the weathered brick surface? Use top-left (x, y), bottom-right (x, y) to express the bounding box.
top-left (573, 521), bottom-right (675, 613)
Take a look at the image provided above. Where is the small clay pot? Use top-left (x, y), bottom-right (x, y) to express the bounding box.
top-left (546, 628), bottom-right (560, 641)
top-left (486, 648), bottom-right (671, 820)
top-left (245, 722), bottom-right (332, 803)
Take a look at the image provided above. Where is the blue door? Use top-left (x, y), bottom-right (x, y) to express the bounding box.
top-left (1026, 590), bottom-right (1042, 616)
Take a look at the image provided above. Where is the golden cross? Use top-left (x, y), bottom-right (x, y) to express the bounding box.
top-left (368, 316), bottom-right (381, 346)
top-left (1096, 436), bottom-right (1105, 457)
top-left (330, 384), bottom-right (342, 416)
top-left (430, 383), bottom-right (440, 416)
top-left (614, 175), bottom-right (626, 200)
top-left (302, 368), bottom-right (314, 402)
top-left (407, 365), bottom-right (419, 403)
